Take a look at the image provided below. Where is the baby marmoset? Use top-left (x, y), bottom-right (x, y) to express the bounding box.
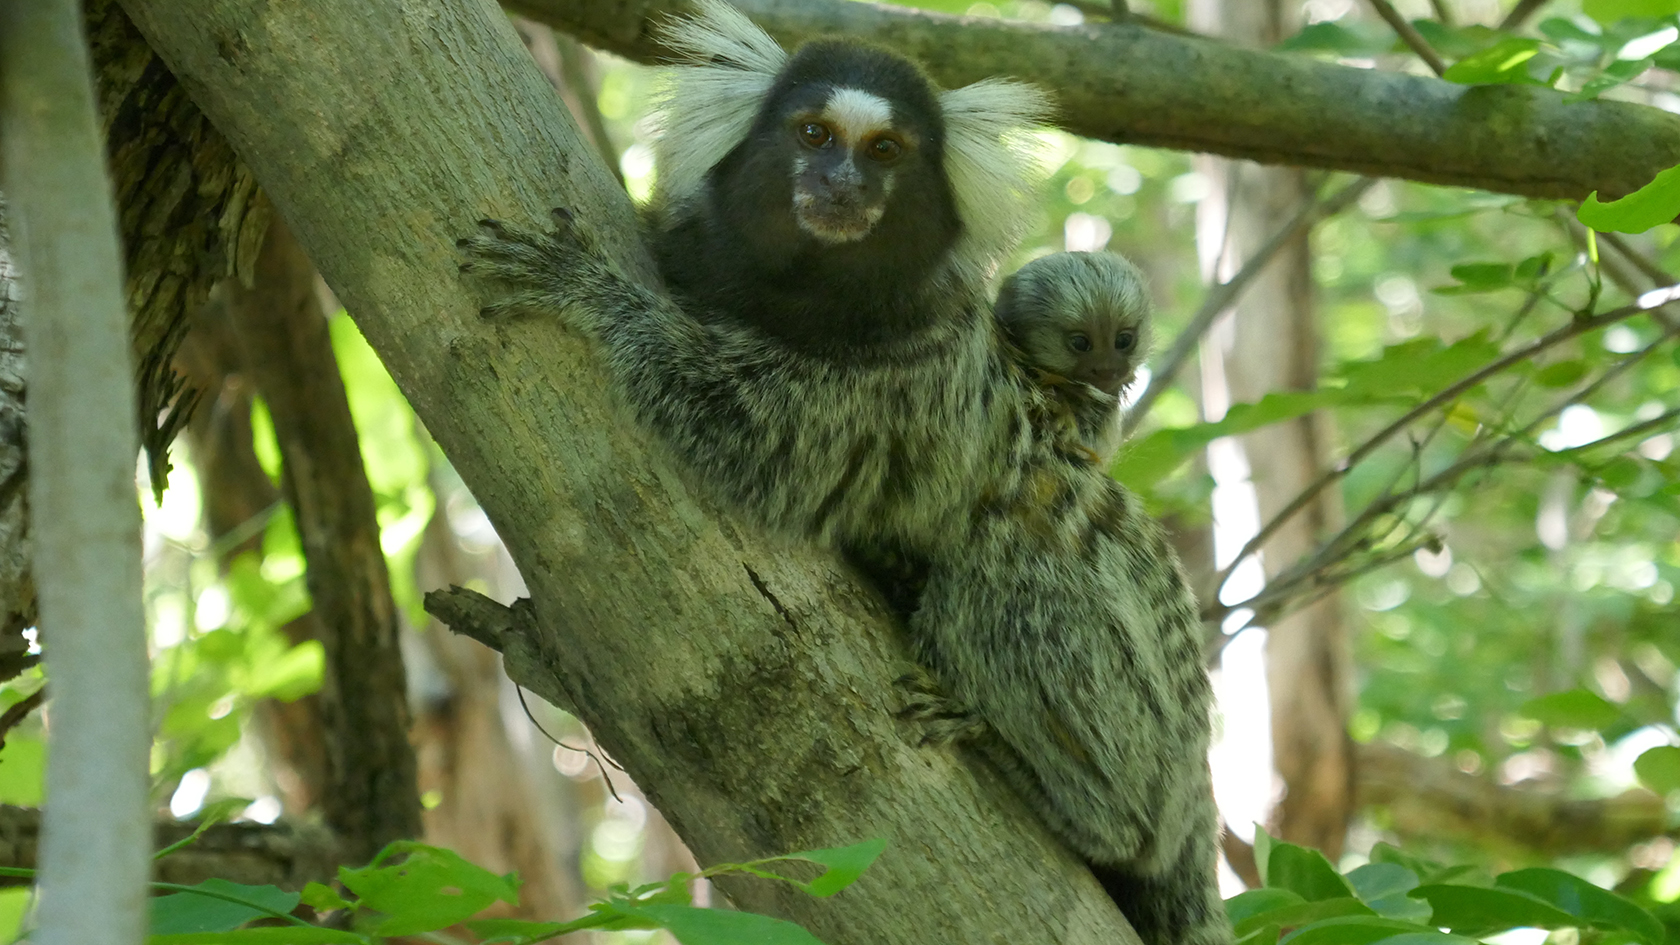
top-left (996, 250), bottom-right (1153, 465)
top-left (461, 4), bottom-right (1227, 943)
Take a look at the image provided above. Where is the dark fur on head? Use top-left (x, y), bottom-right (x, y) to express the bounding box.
top-left (655, 40), bottom-right (962, 355)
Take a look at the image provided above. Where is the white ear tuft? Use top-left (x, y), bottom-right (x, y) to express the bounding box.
top-left (650, 1), bottom-right (788, 210)
top-left (940, 78), bottom-right (1055, 284)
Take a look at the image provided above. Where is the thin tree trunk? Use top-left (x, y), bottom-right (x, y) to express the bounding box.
top-left (1193, 0), bottom-right (1355, 862)
top-left (0, 2), bottom-right (151, 942)
top-left (113, 1), bottom-right (1143, 940)
top-left (220, 218), bottom-right (422, 861)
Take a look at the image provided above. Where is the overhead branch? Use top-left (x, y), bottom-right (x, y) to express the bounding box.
top-left (114, 0), bottom-right (1141, 940)
top-left (507, 0), bottom-right (1680, 202)
top-left (0, 806), bottom-right (343, 890)
top-left (1359, 741), bottom-right (1671, 856)
top-left (1126, 177), bottom-right (1375, 434)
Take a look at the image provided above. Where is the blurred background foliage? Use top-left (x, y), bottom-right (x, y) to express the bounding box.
top-left (4, 0), bottom-right (1678, 942)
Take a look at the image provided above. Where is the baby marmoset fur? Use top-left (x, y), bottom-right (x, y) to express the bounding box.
top-left (461, 4), bottom-right (1227, 943)
top-left (996, 250), bottom-right (1154, 465)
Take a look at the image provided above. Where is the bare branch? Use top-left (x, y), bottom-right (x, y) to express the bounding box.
top-left (1359, 741), bottom-right (1670, 856)
top-left (1126, 177), bottom-right (1376, 433)
top-left (1210, 290), bottom-right (1677, 608)
top-left (1499, 0), bottom-right (1552, 31)
top-left (1366, 0), bottom-right (1448, 76)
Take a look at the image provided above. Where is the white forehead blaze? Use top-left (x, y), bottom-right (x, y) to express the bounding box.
top-left (822, 87), bottom-right (894, 142)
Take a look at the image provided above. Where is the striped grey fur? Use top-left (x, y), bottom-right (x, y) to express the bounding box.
top-left (461, 5), bottom-right (1228, 942)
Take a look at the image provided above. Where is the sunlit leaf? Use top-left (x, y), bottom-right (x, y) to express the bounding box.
top-left (1535, 361), bottom-right (1589, 387)
top-left (340, 841), bottom-right (520, 936)
top-left (1583, 0), bottom-right (1680, 23)
top-left (299, 882), bottom-right (352, 913)
top-left (1443, 38), bottom-right (1544, 85)
top-left (0, 736), bottom-right (45, 806)
top-left (1234, 897), bottom-right (1373, 937)
top-left (1267, 842), bottom-right (1357, 902)
top-left (1634, 745), bottom-right (1680, 794)
top-left (1579, 164), bottom-right (1680, 233)
top-left (745, 838), bottom-right (886, 897)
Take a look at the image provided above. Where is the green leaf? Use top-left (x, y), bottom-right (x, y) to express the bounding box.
top-left (1497, 867), bottom-right (1665, 943)
top-left (1440, 262), bottom-right (1515, 293)
top-left (1519, 688), bottom-right (1624, 730)
top-left (751, 839), bottom-right (886, 897)
top-left (1598, 457), bottom-right (1646, 490)
top-left (1253, 825), bottom-right (1275, 886)
top-left (1409, 883), bottom-right (1579, 935)
top-left (1443, 38), bottom-right (1544, 85)
top-left (149, 879), bottom-right (301, 935)
top-left (1347, 864), bottom-right (1431, 920)
top-left (299, 882), bottom-right (352, 913)
top-left (1634, 745), bottom-right (1680, 794)
top-left (339, 841), bottom-right (520, 936)
top-left (1535, 361), bottom-right (1589, 388)
top-left (631, 903), bottom-right (827, 945)
top-left (149, 931), bottom-right (363, 945)
top-left (1227, 888), bottom-right (1307, 926)
top-left (1584, 0), bottom-right (1680, 23)
top-left (0, 736), bottom-right (45, 807)
top-left (1277, 22), bottom-right (1386, 54)
top-left (1367, 934), bottom-right (1480, 945)
top-left (1235, 898), bottom-right (1374, 937)
top-left (1279, 916), bottom-right (1438, 944)
top-left (1236, 923), bottom-right (1282, 945)
top-left (1267, 842), bottom-right (1357, 902)
top-left (467, 918), bottom-right (574, 943)
top-left (1568, 57), bottom-right (1655, 102)
top-left (1579, 164), bottom-right (1680, 234)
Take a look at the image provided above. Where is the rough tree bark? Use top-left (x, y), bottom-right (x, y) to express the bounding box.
top-left (0, 0), bottom-right (271, 661)
top-left (512, 0), bottom-right (1680, 202)
top-left (1194, 0), bottom-right (1355, 861)
top-left (114, 1), bottom-right (1144, 941)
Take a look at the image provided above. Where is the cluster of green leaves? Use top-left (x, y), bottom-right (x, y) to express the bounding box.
top-left (1228, 828), bottom-right (1666, 944)
top-left (146, 314), bottom-right (434, 801)
top-left (62, 836), bottom-right (882, 945)
top-left (1280, 1), bottom-right (1680, 102)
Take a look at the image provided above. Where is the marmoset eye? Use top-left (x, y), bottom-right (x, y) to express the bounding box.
top-left (799, 122), bottom-right (833, 148)
top-left (1069, 333), bottom-right (1092, 353)
top-left (865, 135), bottom-right (904, 163)
top-left (1116, 330), bottom-right (1136, 352)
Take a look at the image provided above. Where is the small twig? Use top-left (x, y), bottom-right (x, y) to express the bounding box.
top-left (1499, 0), bottom-right (1551, 31)
top-left (0, 688), bottom-right (43, 750)
top-left (1428, 0), bottom-right (1454, 26)
top-left (1209, 289), bottom-right (1676, 604)
top-left (1125, 177), bottom-right (1376, 433)
top-left (514, 685), bottom-right (622, 803)
top-left (1601, 231), bottom-right (1678, 288)
top-left (1367, 0), bottom-right (1449, 76)
top-left (1208, 325), bottom-right (1677, 630)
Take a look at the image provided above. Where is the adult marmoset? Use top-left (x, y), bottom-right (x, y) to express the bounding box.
top-left (996, 250), bottom-right (1154, 465)
top-left (460, 4), bottom-right (1227, 943)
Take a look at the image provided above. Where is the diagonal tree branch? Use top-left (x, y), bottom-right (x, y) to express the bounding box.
top-left (1366, 0), bottom-right (1448, 76)
top-left (508, 0), bottom-right (1680, 202)
top-left (114, 0), bottom-right (1141, 941)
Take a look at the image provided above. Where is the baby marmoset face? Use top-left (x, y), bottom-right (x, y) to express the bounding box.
top-left (995, 250), bottom-right (1154, 397)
